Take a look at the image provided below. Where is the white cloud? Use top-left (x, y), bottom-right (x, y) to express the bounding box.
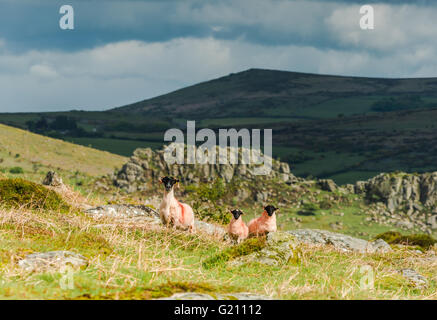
top-left (1, 33), bottom-right (437, 112)
top-left (326, 4), bottom-right (437, 52)
top-left (29, 64), bottom-right (58, 79)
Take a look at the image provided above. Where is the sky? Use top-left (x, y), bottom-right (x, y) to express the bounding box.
top-left (0, 0), bottom-right (436, 112)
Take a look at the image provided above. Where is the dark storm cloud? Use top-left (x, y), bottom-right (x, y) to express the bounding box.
top-left (0, 0), bottom-right (436, 112)
top-left (0, 0), bottom-right (434, 52)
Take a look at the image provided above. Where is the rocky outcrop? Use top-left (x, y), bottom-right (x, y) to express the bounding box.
top-left (85, 204), bottom-right (159, 219)
top-left (230, 230), bottom-right (392, 267)
top-left (287, 229), bottom-right (392, 253)
top-left (318, 179), bottom-right (338, 192)
top-left (18, 251), bottom-right (88, 272)
top-left (194, 220), bottom-right (226, 237)
top-left (351, 173), bottom-right (437, 232)
top-left (113, 144), bottom-right (297, 192)
top-left (85, 204), bottom-right (226, 237)
top-left (354, 172), bottom-right (437, 213)
top-left (42, 171), bottom-right (63, 187)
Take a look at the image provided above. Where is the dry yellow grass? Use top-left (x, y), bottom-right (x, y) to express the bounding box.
top-left (0, 192), bottom-right (435, 300)
top-left (0, 178), bottom-right (435, 300)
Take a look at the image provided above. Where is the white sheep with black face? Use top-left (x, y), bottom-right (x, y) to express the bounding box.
top-left (248, 205), bottom-right (278, 237)
top-left (228, 209), bottom-right (249, 243)
top-left (159, 176), bottom-right (195, 232)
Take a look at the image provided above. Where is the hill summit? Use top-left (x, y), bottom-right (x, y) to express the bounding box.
top-left (111, 68), bottom-right (437, 119)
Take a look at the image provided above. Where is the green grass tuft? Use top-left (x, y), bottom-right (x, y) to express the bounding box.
top-left (8, 167), bottom-right (24, 174)
top-left (0, 178), bottom-right (70, 212)
top-left (203, 237), bottom-right (266, 269)
top-left (375, 231), bottom-right (437, 249)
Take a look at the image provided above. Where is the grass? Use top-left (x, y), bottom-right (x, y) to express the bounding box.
top-left (0, 178), bottom-right (70, 212)
top-left (1, 203), bottom-right (435, 299)
top-left (0, 178), bottom-right (435, 300)
top-left (65, 137), bottom-right (162, 157)
top-left (375, 232), bottom-right (437, 250)
top-left (203, 237), bottom-right (267, 269)
top-left (0, 120), bottom-right (435, 299)
top-left (0, 124), bottom-right (127, 177)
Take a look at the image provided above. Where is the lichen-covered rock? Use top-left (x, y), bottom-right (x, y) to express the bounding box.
top-left (85, 204), bottom-right (160, 219)
top-left (85, 204), bottom-right (226, 237)
top-left (401, 269), bottom-right (428, 289)
top-left (42, 171), bottom-right (63, 187)
top-left (18, 251), bottom-right (88, 272)
top-left (287, 229), bottom-right (392, 253)
top-left (230, 231), bottom-right (301, 266)
top-left (394, 220), bottom-right (414, 230)
top-left (427, 215), bottom-right (437, 230)
top-left (157, 292), bottom-right (272, 300)
top-left (113, 143), bottom-right (297, 192)
top-left (354, 172), bottom-right (437, 213)
top-left (369, 239), bottom-right (392, 253)
top-left (194, 220), bottom-right (226, 237)
top-left (318, 179), bottom-right (337, 192)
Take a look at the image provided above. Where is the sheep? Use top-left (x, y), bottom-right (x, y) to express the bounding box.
top-left (248, 205), bottom-right (278, 237)
top-left (159, 176), bottom-right (195, 232)
top-left (228, 209), bottom-right (249, 243)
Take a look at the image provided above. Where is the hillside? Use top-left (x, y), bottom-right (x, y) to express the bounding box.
top-left (0, 126), bottom-right (435, 300)
top-left (109, 145), bottom-right (437, 239)
top-left (112, 68), bottom-right (437, 119)
top-left (0, 174), bottom-right (435, 300)
top-left (0, 124), bottom-right (127, 182)
top-left (2, 69), bottom-right (437, 183)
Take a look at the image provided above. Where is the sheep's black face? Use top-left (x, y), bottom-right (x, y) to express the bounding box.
top-left (264, 205), bottom-right (278, 217)
top-left (231, 209), bottom-right (243, 220)
top-left (160, 176), bottom-right (179, 191)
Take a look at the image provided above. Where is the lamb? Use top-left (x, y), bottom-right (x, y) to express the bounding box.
top-left (248, 205), bottom-right (278, 237)
top-left (228, 209), bottom-right (249, 243)
top-left (159, 176), bottom-right (195, 232)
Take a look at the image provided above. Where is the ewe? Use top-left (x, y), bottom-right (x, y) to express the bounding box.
top-left (159, 176), bottom-right (195, 232)
top-left (248, 205), bottom-right (278, 237)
